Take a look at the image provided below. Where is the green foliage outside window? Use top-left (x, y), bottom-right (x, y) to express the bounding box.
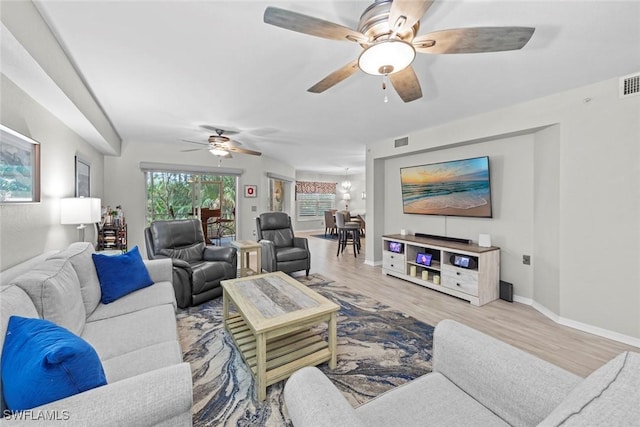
top-left (146, 172), bottom-right (236, 228)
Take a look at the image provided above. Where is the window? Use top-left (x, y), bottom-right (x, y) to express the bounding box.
top-left (145, 171), bottom-right (237, 236)
top-left (296, 181), bottom-right (336, 219)
top-left (0, 124), bottom-right (40, 203)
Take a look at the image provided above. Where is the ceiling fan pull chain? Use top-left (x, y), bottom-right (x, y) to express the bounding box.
top-left (382, 73), bottom-right (389, 103)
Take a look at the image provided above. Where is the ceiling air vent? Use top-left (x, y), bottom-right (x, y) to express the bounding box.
top-left (394, 137), bottom-right (409, 148)
top-left (619, 73), bottom-right (640, 98)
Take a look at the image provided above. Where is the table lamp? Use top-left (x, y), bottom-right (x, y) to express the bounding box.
top-left (61, 197), bottom-right (101, 242)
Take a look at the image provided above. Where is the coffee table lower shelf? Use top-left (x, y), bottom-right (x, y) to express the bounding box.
top-left (225, 314), bottom-right (333, 395)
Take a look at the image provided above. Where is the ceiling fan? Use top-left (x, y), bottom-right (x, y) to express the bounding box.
top-left (181, 129), bottom-right (262, 158)
top-left (263, 0), bottom-right (535, 103)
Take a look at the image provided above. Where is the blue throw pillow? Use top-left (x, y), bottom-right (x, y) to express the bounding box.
top-left (92, 246), bottom-right (154, 304)
top-left (1, 316), bottom-right (107, 412)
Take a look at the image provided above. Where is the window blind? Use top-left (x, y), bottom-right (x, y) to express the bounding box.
top-left (295, 181), bottom-right (336, 218)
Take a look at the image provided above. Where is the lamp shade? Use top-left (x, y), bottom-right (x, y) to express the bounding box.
top-left (61, 198), bottom-right (101, 225)
top-left (343, 193), bottom-right (351, 201)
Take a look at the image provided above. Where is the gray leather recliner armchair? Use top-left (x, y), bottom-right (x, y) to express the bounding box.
top-left (144, 219), bottom-right (237, 308)
top-left (256, 212), bottom-right (310, 276)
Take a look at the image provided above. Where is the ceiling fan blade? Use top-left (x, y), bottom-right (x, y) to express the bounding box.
top-left (227, 146), bottom-right (262, 156)
top-left (308, 60), bottom-right (360, 93)
top-left (389, 66), bottom-right (423, 103)
top-left (389, 0), bottom-right (434, 34)
top-left (264, 6), bottom-right (367, 43)
top-left (181, 147), bottom-right (208, 152)
top-left (180, 139), bottom-right (209, 146)
top-left (413, 27), bottom-right (535, 54)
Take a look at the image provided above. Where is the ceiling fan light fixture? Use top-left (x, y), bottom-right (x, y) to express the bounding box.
top-left (358, 39), bottom-right (415, 76)
top-left (209, 147), bottom-right (228, 157)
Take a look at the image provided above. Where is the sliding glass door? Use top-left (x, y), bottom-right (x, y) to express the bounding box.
top-left (145, 171), bottom-right (236, 243)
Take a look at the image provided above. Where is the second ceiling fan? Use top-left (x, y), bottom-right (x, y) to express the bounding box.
top-left (263, 0), bottom-right (535, 102)
top-left (181, 129), bottom-right (262, 158)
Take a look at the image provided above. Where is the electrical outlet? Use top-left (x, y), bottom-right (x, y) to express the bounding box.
top-left (523, 255), bottom-right (531, 265)
top-left (251, 205), bottom-right (257, 212)
top-left (252, 230), bottom-right (256, 236)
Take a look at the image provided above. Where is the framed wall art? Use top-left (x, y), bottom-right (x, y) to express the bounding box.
top-left (0, 124), bottom-right (41, 203)
top-left (244, 185), bottom-right (257, 198)
top-left (269, 178), bottom-right (285, 212)
top-left (75, 154), bottom-right (91, 197)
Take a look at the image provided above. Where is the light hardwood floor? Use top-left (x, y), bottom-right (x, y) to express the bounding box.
top-left (294, 232), bottom-right (639, 377)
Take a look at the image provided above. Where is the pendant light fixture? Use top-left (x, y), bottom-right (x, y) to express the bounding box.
top-left (341, 168), bottom-right (352, 191)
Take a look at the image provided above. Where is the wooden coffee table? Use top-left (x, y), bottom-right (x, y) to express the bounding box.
top-left (221, 271), bottom-right (339, 400)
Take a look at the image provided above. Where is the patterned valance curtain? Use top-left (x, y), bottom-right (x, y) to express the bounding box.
top-left (295, 181), bottom-right (337, 195)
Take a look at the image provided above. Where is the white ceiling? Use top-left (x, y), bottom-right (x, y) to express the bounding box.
top-left (34, 0), bottom-right (640, 174)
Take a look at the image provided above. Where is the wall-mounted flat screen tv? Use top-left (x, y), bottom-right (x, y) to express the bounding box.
top-left (400, 156), bottom-right (492, 218)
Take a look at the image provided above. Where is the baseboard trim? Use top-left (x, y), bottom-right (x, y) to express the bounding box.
top-left (364, 259), bottom-right (380, 267)
top-left (513, 295), bottom-right (533, 306)
top-left (557, 317), bottom-right (640, 348)
top-left (514, 294), bottom-right (640, 347)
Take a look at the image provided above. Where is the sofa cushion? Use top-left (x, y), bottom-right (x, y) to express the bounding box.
top-left (356, 372), bottom-right (510, 427)
top-left (539, 352), bottom-right (640, 426)
top-left (101, 341), bottom-right (183, 383)
top-left (433, 319), bottom-right (580, 426)
top-left (87, 281), bottom-right (176, 322)
top-left (92, 246), bottom-right (154, 304)
top-left (82, 304), bottom-right (179, 360)
top-left (49, 242), bottom-right (102, 317)
top-left (1, 316), bottom-right (106, 411)
top-left (11, 258), bottom-right (86, 335)
top-left (0, 251), bottom-right (59, 287)
top-left (276, 246), bottom-right (309, 262)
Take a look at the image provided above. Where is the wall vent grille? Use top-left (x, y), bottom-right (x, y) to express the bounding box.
top-left (620, 73), bottom-right (640, 98)
top-left (394, 136), bottom-right (409, 148)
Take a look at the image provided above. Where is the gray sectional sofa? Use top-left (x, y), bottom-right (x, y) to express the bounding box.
top-left (285, 319), bottom-right (640, 427)
top-left (0, 242), bottom-right (192, 426)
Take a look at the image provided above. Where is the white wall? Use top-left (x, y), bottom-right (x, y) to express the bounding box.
top-left (0, 76), bottom-right (104, 269)
top-left (383, 134), bottom-right (536, 298)
top-left (294, 171), bottom-right (365, 232)
top-left (103, 140), bottom-right (295, 254)
top-left (367, 76), bottom-right (640, 343)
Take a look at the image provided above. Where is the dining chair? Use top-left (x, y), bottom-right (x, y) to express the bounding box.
top-left (335, 211), bottom-right (360, 257)
top-left (324, 210), bottom-right (337, 237)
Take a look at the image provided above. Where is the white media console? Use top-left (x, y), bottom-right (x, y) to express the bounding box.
top-left (382, 234), bottom-right (500, 306)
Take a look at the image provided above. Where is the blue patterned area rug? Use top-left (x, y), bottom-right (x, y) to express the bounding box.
top-left (176, 274), bottom-right (434, 426)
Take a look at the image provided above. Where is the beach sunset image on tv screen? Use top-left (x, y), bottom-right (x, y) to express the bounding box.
top-left (400, 156), bottom-right (492, 218)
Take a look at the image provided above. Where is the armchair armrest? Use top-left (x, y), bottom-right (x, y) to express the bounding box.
top-left (170, 258), bottom-right (192, 271)
top-left (258, 240), bottom-right (277, 272)
top-left (433, 319), bottom-right (581, 426)
top-left (293, 236), bottom-right (309, 251)
top-left (284, 367), bottom-right (365, 427)
top-left (143, 258), bottom-right (173, 283)
top-left (203, 245), bottom-right (236, 264)
top-left (1, 364), bottom-right (193, 426)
